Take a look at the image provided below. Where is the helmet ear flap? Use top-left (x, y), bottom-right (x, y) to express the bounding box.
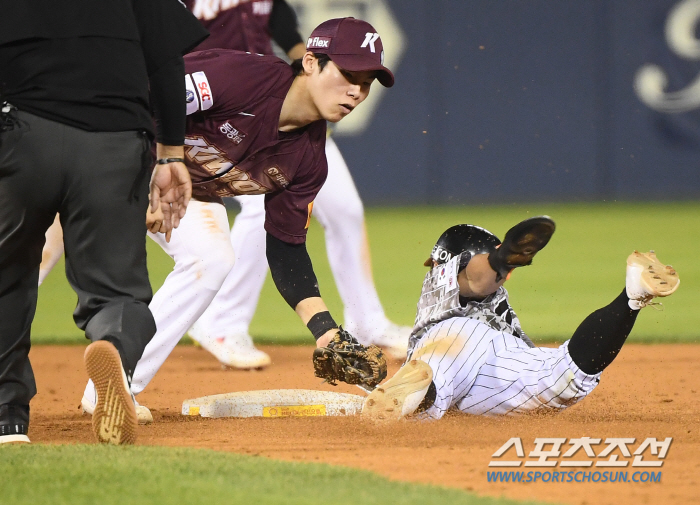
top-left (429, 224), bottom-right (501, 267)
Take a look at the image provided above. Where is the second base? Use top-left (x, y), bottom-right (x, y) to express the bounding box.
top-left (182, 389), bottom-right (365, 418)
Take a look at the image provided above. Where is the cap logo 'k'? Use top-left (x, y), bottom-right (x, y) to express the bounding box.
top-left (360, 32), bottom-right (379, 53)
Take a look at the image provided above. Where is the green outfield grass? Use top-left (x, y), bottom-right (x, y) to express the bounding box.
top-left (0, 445), bottom-right (543, 505)
top-left (32, 201), bottom-right (699, 345)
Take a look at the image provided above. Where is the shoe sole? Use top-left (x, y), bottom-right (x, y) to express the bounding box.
top-left (84, 341), bottom-right (137, 445)
top-left (219, 353), bottom-right (272, 370)
top-left (500, 216), bottom-right (555, 266)
top-left (628, 251), bottom-right (680, 297)
top-left (361, 360), bottom-right (433, 421)
top-left (82, 398), bottom-right (154, 425)
top-left (219, 353), bottom-right (272, 371)
top-left (221, 364), bottom-right (270, 371)
top-left (0, 434), bottom-right (30, 444)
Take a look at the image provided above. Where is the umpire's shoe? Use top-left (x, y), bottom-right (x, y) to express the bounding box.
top-left (626, 251), bottom-right (680, 310)
top-left (0, 404), bottom-right (30, 444)
top-left (84, 341), bottom-right (137, 445)
top-left (361, 360), bottom-right (433, 422)
top-left (81, 388), bottom-right (154, 425)
top-left (488, 216), bottom-right (556, 281)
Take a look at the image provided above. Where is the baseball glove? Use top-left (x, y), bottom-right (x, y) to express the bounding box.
top-left (312, 328), bottom-right (387, 388)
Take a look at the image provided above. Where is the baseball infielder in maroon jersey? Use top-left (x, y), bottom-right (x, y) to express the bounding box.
top-left (183, 0), bottom-right (411, 368)
top-left (77, 17), bottom-right (395, 418)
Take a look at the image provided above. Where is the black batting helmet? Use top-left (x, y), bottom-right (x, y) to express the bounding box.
top-left (424, 224), bottom-right (501, 267)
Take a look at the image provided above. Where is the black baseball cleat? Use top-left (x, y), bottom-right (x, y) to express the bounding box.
top-left (488, 216), bottom-right (556, 281)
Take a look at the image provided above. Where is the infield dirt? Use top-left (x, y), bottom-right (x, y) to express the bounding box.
top-left (28, 344), bottom-right (699, 505)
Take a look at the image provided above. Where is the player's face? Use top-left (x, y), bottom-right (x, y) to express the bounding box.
top-left (309, 60), bottom-right (375, 123)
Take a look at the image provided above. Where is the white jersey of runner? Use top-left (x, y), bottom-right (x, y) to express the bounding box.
top-left (407, 252), bottom-right (601, 419)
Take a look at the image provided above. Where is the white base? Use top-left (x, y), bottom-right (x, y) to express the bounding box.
top-left (182, 389), bottom-right (365, 418)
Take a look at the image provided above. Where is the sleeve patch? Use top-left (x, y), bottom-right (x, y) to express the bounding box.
top-left (185, 74), bottom-right (199, 115)
top-left (192, 71), bottom-right (214, 111)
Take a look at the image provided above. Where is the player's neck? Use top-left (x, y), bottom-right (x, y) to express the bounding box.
top-left (279, 77), bottom-right (322, 132)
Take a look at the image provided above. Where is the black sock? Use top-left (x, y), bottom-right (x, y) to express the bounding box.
top-left (567, 289), bottom-right (639, 375)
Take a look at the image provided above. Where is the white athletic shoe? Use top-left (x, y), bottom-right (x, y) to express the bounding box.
top-left (84, 341), bottom-right (138, 444)
top-left (81, 391), bottom-right (153, 425)
top-left (361, 359), bottom-right (433, 422)
top-left (626, 251), bottom-right (680, 310)
top-left (370, 322), bottom-right (411, 360)
top-left (194, 334), bottom-right (272, 370)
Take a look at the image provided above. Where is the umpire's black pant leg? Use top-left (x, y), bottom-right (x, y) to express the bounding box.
top-left (0, 111), bottom-right (62, 408)
top-left (59, 126), bottom-right (156, 380)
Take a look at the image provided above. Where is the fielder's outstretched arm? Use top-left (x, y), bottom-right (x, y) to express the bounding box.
top-left (266, 233), bottom-right (339, 346)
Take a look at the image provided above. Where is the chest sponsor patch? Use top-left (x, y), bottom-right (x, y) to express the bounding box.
top-left (266, 166), bottom-right (289, 187)
top-left (219, 122), bottom-right (247, 145)
top-left (191, 71), bottom-right (214, 111)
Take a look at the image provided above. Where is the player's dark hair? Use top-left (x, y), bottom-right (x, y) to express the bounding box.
top-left (291, 53), bottom-right (331, 75)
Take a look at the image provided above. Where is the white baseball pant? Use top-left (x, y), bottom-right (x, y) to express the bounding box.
top-left (409, 318), bottom-right (601, 419)
top-left (38, 214), bottom-right (64, 286)
top-left (133, 200), bottom-right (236, 394)
top-left (84, 198), bottom-right (235, 398)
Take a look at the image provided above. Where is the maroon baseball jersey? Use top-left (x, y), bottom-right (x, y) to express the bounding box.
top-left (184, 49), bottom-right (327, 244)
top-left (184, 0), bottom-right (273, 54)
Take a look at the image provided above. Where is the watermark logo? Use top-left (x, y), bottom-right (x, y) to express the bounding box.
top-left (489, 437), bottom-right (672, 467)
top-left (486, 437), bottom-right (671, 485)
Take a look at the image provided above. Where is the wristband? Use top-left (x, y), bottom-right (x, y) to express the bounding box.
top-left (157, 158), bottom-right (185, 164)
top-left (306, 311), bottom-right (338, 341)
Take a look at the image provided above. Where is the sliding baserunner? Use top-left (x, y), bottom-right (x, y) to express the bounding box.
top-left (361, 217), bottom-right (680, 420)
